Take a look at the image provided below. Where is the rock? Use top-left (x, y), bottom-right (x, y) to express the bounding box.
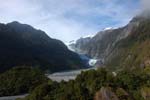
top-left (94, 87), bottom-right (119, 100)
top-left (141, 87), bottom-right (150, 100)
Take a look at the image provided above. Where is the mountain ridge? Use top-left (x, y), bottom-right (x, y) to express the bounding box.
top-left (69, 15), bottom-right (150, 70)
top-left (0, 21), bottom-right (85, 73)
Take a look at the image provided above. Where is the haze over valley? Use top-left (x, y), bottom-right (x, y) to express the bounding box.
top-left (0, 0), bottom-right (150, 100)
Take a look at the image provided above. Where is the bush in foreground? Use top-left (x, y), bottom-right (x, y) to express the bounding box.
top-left (0, 66), bottom-right (48, 96)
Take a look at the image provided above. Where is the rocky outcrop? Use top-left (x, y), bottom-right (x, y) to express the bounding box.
top-left (94, 87), bottom-right (131, 100)
top-left (94, 87), bottom-right (118, 100)
top-left (69, 37), bottom-right (92, 54)
top-left (141, 87), bottom-right (150, 100)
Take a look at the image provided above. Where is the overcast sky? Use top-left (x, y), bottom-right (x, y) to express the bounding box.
top-left (0, 0), bottom-right (145, 43)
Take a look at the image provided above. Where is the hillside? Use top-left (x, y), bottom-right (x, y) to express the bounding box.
top-left (69, 19), bottom-right (139, 58)
top-left (69, 14), bottom-right (150, 71)
top-left (0, 21), bottom-right (84, 73)
top-left (106, 15), bottom-right (150, 70)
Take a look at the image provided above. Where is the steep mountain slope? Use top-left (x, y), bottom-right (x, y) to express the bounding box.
top-left (106, 16), bottom-right (150, 70)
top-left (69, 14), bottom-right (150, 71)
top-left (0, 21), bottom-right (84, 73)
top-left (69, 36), bottom-right (92, 53)
top-left (69, 19), bottom-right (139, 59)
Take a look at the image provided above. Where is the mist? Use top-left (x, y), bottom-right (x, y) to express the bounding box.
top-left (135, 0), bottom-right (150, 18)
top-left (141, 0), bottom-right (150, 11)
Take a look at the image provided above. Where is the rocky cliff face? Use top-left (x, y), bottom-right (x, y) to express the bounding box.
top-left (69, 14), bottom-right (150, 70)
top-left (70, 18), bottom-right (140, 58)
top-left (69, 37), bottom-right (92, 54)
top-left (94, 87), bottom-right (119, 100)
top-left (105, 16), bottom-right (150, 70)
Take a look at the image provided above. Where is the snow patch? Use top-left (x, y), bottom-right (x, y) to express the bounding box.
top-left (89, 59), bottom-right (97, 66)
top-left (81, 34), bottom-right (95, 38)
top-left (65, 40), bottom-right (76, 46)
top-left (103, 27), bottom-right (113, 31)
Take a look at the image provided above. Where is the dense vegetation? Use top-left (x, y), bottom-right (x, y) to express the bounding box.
top-left (0, 67), bottom-right (48, 96)
top-left (0, 21), bottom-right (84, 73)
top-left (18, 68), bottom-right (150, 100)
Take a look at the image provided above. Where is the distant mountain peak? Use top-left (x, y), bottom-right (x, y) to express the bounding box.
top-left (7, 21), bottom-right (33, 29)
top-left (9, 21), bottom-right (20, 24)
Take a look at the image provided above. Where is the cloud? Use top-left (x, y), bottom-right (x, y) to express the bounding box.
top-left (0, 0), bottom-right (140, 42)
top-left (141, 0), bottom-right (150, 16)
top-left (141, 0), bottom-right (150, 11)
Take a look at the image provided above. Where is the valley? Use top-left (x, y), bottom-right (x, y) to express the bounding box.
top-left (47, 67), bottom-right (97, 82)
top-left (0, 3), bottom-right (150, 99)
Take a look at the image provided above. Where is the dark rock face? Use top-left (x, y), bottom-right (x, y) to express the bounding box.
top-left (0, 21), bottom-right (84, 73)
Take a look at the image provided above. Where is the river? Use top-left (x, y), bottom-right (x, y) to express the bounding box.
top-left (47, 67), bottom-right (97, 82)
top-left (0, 94), bottom-right (28, 100)
top-left (0, 67), bottom-right (97, 100)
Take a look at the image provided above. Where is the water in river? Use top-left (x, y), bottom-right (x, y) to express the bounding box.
top-left (47, 67), bottom-right (97, 82)
top-left (0, 94), bottom-right (28, 100)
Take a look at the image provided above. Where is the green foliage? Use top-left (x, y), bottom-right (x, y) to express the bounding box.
top-left (0, 67), bottom-right (48, 96)
top-left (19, 68), bottom-right (149, 100)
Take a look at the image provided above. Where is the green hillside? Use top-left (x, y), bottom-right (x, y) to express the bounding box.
top-left (106, 17), bottom-right (150, 71)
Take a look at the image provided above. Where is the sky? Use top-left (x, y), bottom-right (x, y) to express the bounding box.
top-left (0, 0), bottom-right (146, 43)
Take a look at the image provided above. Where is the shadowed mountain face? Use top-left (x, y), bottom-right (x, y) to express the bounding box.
top-left (0, 21), bottom-right (84, 73)
top-left (69, 14), bottom-right (150, 70)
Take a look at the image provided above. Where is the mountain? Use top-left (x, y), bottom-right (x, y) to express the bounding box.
top-left (7, 13), bottom-right (150, 100)
top-left (69, 36), bottom-right (92, 53)
top-left (0, 21), bottom-right (84, 73)
top-left (2, 14), bottom-right (150, 100)
top-left (69, 14), bottom-right (150, 70)
top-left (105, 15), bottom-right (150, 70)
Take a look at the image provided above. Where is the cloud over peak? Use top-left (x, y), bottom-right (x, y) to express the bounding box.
top-left (141, 0), bottom-right (150, 11)
top-left (0, 0), bottom-right (141, 42)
